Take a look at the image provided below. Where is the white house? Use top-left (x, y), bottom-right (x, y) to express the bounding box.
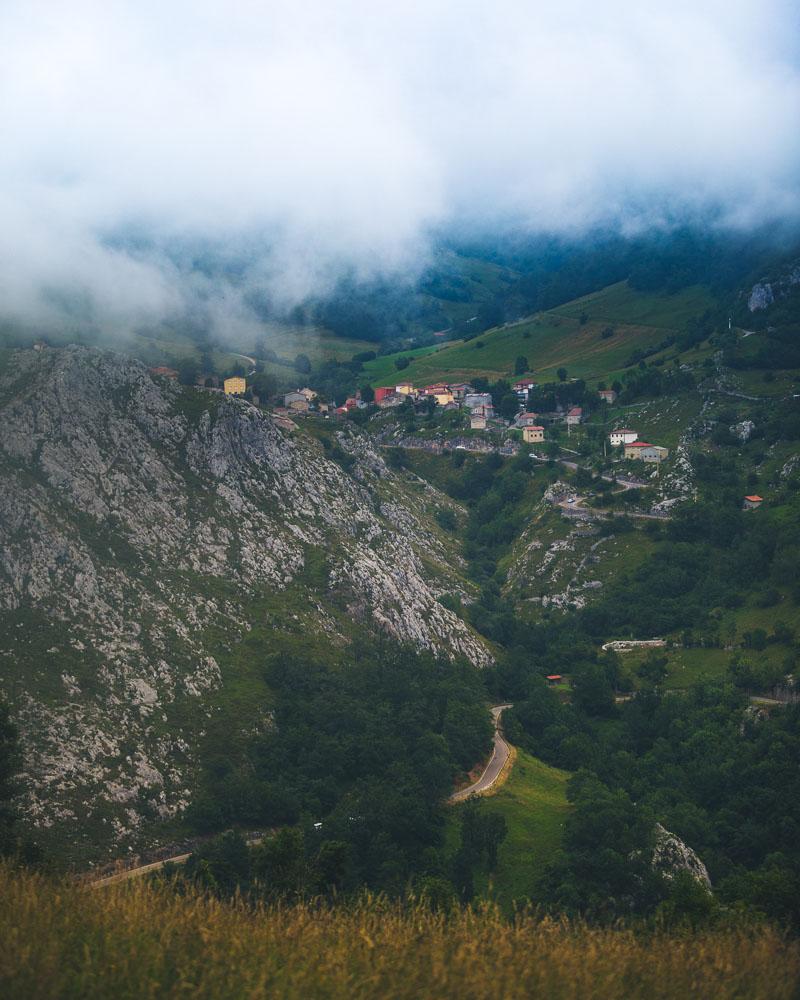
top-left (609, 429), bottom-right (639, 446)
top-left (512, 379), bottom-right (537, 404)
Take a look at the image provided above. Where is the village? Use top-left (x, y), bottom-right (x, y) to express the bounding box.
top-left (149, 364), bottom-right (775, 515)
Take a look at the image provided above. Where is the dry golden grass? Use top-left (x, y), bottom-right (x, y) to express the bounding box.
top-left (1, 864), bottom-right (798, 999)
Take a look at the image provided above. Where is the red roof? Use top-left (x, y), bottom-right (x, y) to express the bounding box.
top-left (546, 674), bottom-right (562, 681)
top-left (745, 495), bottom-right (763, 502)
top-left (567, 407), bottom-right (582, 415)
top-left (149, 366), bottom-right (178, 377)
top-left (626, 441), bottom-right (652, 448)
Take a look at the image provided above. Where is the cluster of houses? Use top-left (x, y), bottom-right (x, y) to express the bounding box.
top-left (279, 387), bottom-right (331, 415)
top-left (608, 428), bottom-right (669, 463)
top-left (371, 381), bottom-right (498, 429)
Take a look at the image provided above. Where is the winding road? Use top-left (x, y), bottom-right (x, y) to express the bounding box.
top-left (449, 704), bottom-right (513, 803)
top-left (90, 706), bottom-right (515, 886)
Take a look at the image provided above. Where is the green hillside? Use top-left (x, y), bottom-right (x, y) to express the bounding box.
top-left (447, 750), bottom-right (570, 910)
top-left (367, 282), bottom-right (716, 388)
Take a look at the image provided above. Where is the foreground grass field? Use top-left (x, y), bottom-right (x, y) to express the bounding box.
top-left (1, 865), bottom-right (797, 1000)
top-left (447, 750), bottom-right (570, 910)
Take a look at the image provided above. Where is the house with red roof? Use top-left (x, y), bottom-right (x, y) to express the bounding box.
top-left (743, 495), bottom-right (763, 509)
top-left (566, 406), bottom-right (583, 426)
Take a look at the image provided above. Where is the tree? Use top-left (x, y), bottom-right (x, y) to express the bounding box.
top-left (498, 393), bottom-right (520, 420)
top-left (294, 354), bottom-right (312, 375)
top-left (557, 367), bottom-right (568, 382)
top-left (251, 828), bottom-right (308, 899)
top-left (395, 356), bottom-right (410, 371)
top-left (177, 358), bottom-right (199, 386)
top-left (359, 384), bottom-right (375, 403)
top-left (514, 356), bottom-right (529, 376)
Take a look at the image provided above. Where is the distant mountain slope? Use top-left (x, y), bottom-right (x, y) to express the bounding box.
top-left (0, 347), bottom-right (489, 861)
top-left (367, 282), bottom-right (717, 387)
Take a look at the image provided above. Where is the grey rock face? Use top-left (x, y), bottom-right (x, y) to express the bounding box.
top-left (652, 823), bottom-right (712, 890)
top-left (730, 420), bottom-right (755, 442)
top-left (747, 261), bottom-right (800, 312)
top-left (748, 282), bottom-right (775, 312)
top-left (0, 346), bottom-right (488, 858)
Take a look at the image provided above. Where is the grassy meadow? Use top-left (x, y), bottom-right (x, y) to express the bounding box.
top-left (368, 283), bottom-right (716, 388)
top-left (446, 750), bottom-right (570, 910)
top-left (1, 864), bottom-right (798, 1000)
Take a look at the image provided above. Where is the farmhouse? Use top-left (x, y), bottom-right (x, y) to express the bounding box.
top-left (514, 412), bottom-right (540, 428)
top-left (283, 391), bottom-right (309, 412)
top-left (470, 408), bottom-right (489, 430)
top-left (624, 441), bottom-right (669, 463)
top-left (149, 366), bottom-right (178, 379)
top-left (374, 386), bottom-right (395, 403)
top-left (395, 382), bottom-right (415, 395)
top-left (513, 379), bottom-right (537, 403)
top-left (566, 406), bottom-right (583, 426)
top-left (464, 392), bottom-right (493, 414)
top-left (522, 425), bottom-right (545, 443)
top-left (224, 376), bottom-right (247, 396)
top-left (376, 392), bottom-right (404, 409)
top-left (450, 383), bottom-right (474, 402)
top-left (598, 388), bottom-right (617, 404)
top-left (297, 387), bottom-right (317, 401)
top-left (609, 429), bottom-right (639, 446)
top-left (743, 495), bottom-right (763, 509)
top-left (422, 383), bottom-right (455, 405)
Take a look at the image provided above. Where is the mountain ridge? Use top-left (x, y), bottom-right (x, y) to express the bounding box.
top-left (0, 345), bottom-right (489, 861)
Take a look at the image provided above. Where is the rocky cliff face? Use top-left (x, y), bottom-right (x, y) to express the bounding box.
top-left (747, 260), bottom-right (800, 312)
top-left (0, 346), bottom-right (489, 860)
top-left (652, 823), bottom-right (712, 890)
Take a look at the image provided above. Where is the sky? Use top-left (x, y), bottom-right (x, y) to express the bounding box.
top-left (1, 0), bottom-right (799, 336)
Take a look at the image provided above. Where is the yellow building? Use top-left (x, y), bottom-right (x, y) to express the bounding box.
top-left (395, 382), bottom-right (415, 395)
top-left (522, 425), bottom-right (545, 443)
top-left (432, 390), bottom-right (454, 406)
top-left (224, 376), bottom-right (246, 396)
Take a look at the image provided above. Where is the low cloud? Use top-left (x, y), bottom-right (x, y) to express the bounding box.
top-left (1, 0), bottom-right (799, 337)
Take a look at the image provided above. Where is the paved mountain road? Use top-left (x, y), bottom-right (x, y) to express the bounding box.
top-left (91, 706), bottom-right (515, 886)
top-left (449, 704), bottom-right (513, 803)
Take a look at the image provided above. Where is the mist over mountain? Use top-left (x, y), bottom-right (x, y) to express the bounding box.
top-left (1, 0), bottom-right (799, 341)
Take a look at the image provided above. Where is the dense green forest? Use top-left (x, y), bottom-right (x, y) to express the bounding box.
top-left (183, 646), bottom-right (493, 896)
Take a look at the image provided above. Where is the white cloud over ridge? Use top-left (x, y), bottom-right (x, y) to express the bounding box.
top-left (1, 0), bottom-right (799, 334)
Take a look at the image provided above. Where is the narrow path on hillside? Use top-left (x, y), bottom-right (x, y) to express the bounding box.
top-left (449, 705), bottom-right (513, 803)
top-left (88, 835), bottom-right (266, 889)
top-left (231, 352), bottom-right (257, 376)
